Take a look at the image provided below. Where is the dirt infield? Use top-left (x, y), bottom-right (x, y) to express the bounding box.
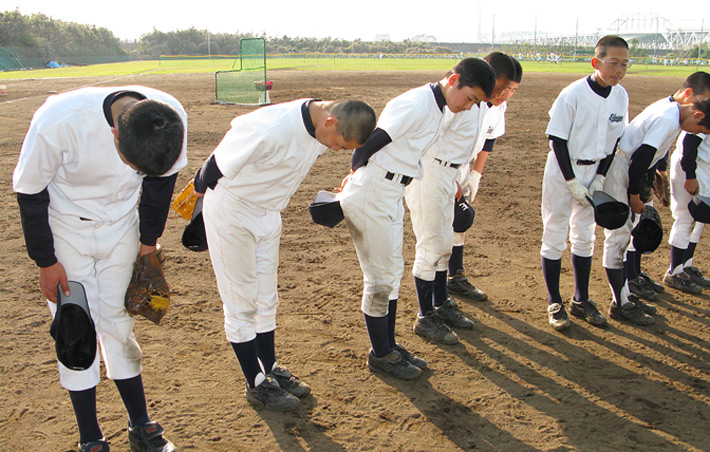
top-left (1, 70), bottom-right (709, 452)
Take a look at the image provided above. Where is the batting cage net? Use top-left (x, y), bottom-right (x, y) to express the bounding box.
top-left (215, 38), bottom-right (270, 106)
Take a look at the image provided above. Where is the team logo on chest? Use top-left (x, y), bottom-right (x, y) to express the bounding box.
top-left (609, 113), bottom-right (624, 123)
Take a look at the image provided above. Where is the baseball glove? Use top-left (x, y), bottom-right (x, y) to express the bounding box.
top-left (172, 179), bottom-right (198, 220)
top-left (125, 246), bottom-right (170, 324)
top-left (653, 171), bottom-right (671, 207)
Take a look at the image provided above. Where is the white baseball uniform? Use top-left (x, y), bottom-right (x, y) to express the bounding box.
top-left (452, 101), bottom-right (507, 247)
top-left (669, 132), bottom-right (710, 249)
top-left (602, 98), bottom-right (682, 268)
top-left (13, 86), bottom-right (188, 391)
top-left (202, 99), bottom-right (328, 343)
top-left (405, 100), bottom-right (493, 280)
top-left (541, 77), bottom-right (628, 260)
top-left (340, 84), bottom-right (447, 316)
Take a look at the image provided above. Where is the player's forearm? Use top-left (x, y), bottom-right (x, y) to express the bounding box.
top-left (628, 144), bottom-right (656, 195)
top-left (472, 150), bottom-right (490, 174)
top-left (549, 136), bottom-right (575, 180)
top-left (680, 134), bottom-right (702, 180)
top-left (351, 128), bottom-right (392, 171)
top-left (139, 173), bottom-right (178, 246)
top-left (17, 189), bottom-right (57, 268)
top-left (193, 154), bottom-right (224, 193)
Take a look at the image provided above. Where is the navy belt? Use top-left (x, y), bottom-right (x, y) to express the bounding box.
top-left (577, 159), bottom-right (597, 166)
top-left (434, 158), bottom-right (461, 169)
top-left (385, 171), bottom-right (413, 186)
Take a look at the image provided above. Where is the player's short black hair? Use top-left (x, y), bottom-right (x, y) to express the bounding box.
top-left (484, 52), bottom-right (517, 83)
top-left (117, 99), bottom-right (184, 176)
top-left (451, 58), bottom-right (497, 98)
top-left (595, 35), bottom-right (629, 59)
top-left (332, 100), bottom-right (377, 145)
top-left (684, 72), bottom-right (710, 97)
top-left (694, 98), bottom-right (710, 129)
top-left (511, 58), bottom-right (523, 83)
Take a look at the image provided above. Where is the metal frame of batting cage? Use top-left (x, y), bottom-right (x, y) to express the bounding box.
top-left (214, 37), bottom-right (270, 106)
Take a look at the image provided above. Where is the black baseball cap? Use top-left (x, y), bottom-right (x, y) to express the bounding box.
top-left (49, 281), bottom-right (97, 371)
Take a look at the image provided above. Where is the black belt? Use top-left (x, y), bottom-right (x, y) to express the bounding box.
top-left (434, 158), bottom-right (461, 169)
top-left (385, 171), bottom-right (413, 186)
top-left (577, 159), bottom-right (597, 166)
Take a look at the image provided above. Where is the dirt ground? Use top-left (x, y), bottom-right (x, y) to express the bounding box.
top-left (1, 69), bottom-right (709, 452)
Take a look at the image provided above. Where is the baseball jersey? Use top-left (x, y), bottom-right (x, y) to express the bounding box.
top-left (618, 97), bottom-right (681, 166)
top-left (13, 86), bottom-right (188, 223)
top-left (369, 83), bottom-right (447, 178)
top-left (546, 77), bottom-right (628, 161)
top-left (210, 99), bottom-right (327, 211)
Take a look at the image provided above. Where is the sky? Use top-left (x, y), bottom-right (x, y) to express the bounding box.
top-left (2, 0), bottom-right (706, 43)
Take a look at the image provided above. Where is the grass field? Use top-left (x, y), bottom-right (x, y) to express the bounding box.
top-left (0, 56), bottom-right (706, 79)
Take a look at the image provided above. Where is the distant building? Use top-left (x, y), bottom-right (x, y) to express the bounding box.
top-left (375, 34), bottom-right (391, 42)
top-left (411, 34), bottom-right (437, 43)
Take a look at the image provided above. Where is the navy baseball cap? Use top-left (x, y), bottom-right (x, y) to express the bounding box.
top-left (50, 281), bottom-right (97, 371)
top-left (591, 191), bottom-right (629, 230)
top-left (688, 195), bottom-right (710, 224)
top-left (182, 197), bottom-right (208, 251)
top-left (309, 191), bottom-right (344, 228)
top-left (632, 205), bottom-right (663, 253)
top-left (453, 195), bottom-right (475, 232)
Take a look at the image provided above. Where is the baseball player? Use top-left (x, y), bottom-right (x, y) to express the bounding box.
top-left (666, 129), bottom-right (710, 293)
top-left (405, 52), bottom-right (517, 346)
top-left (663, 72), bottom-right (710, 294)
top-left (193, 99), bottom-right (375, 411)
top-left (448, 56), bottom-right (524, 304)
top-left (541, 36), bottom-right (630, 331)
top-left (625, 72), bottom-right (710, 299)
top-left (339, 58), bottom-right (496, 379)
top-left (13, 86), bottom-right (187, 452)
top-left (602, 95), bottom-right (710, 325)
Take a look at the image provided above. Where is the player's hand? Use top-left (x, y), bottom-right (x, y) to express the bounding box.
top-left (587, 174), bottom-right (605, 197)
top-left (565, 179), bottom-right (589, 206)
top-left (685, 179), bottom-right (700, 196)
top-left (193, 188), bottom-right (205, 198)
top-left (335, 170), bottom-right (354, 193)
top-left (467, 171), bottom-right (482, 202)
top-left (39, 262), bottom-right (69, 303)
top-left (629, 194), bottom-right (646, 214)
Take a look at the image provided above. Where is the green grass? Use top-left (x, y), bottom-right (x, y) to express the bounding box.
top-left (1, 57), bottom-right (706, 79)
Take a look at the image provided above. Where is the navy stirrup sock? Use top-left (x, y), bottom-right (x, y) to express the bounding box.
top-left (685, 242), bottom-right (698, 266)
top-left (542, 257), bottom-right (563, 305)
top-left (387, 299), bottom-right (397, 348)
top-left (364, 313), bottom-right (391, 358)
top-left (605, 267), bottom-right (625, 305)
top-left (572, 254), bottom-right (592, 302)
top-left (114, 374), bottom-right (150, 428)
top-left (449, 246), bottom-right (464, 276)
top-left (669, 246), bottom-right (687, 274)
top-left (256, 330), bottom-right (276, 374)
top-left (625, 250), bottom-right (638, 281)
top-left (69, 387), bottom-right (103, 444)
top-left (231, 339), bottom-right (263, 388)
top-left (433, 271), bottom-right (448, 308)
top-left (414, 277), bottom-right (434, 315)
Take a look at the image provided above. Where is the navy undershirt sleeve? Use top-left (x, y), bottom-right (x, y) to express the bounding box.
top-left (549, 135), bottom-right (575, 181)
top-left (17, 189), bottom-right (57, 268)
top-left (597, 138), bottom-right (619, 177)
top-left (680, 134), bottom-right (703, 180)
top-left (628, 144), bottom-right (656, 195)
top-left (482, 139), bottom-right (495, 153)
top-left (351, 128), bottom-right (393, 171)
top-left (193, 154), bottom-right (224, 193)
top-left (139, 173), bottom-right (178, 246)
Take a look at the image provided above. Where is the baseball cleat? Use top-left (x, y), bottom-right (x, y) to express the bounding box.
top-left (267, 365), bottom-right (311, 398)
top-left (447, 270), bottom-right (488, 301)
top-left (547, 303), bottom-right (571, 331)
top-left (632, 296), bottom-right (657, 315)
top-left (608, 296), bottom-right (655, 326)
top-left (663, 271), bottom-right (702, 295)
top-left (413, 310), bottom-right (460, 344)
top-left (245, 377), bottom-right (300, 411)
top-left (367, 349), bottom-right (422, 380)
top-left (435, 298), bottom-right (475, 329)
top-left (393, 343), bottom-right (427, 369)
top-left (628, 276), bottom-right (658, 301)
top-left (569, 298), bottom-right (607, 327)
top-left (127, 421), bottom-right (175, 452)
top-left (78, 439), bottom-right (110, 452)
top-left (639, 271), bottom-right (665, 292)
top-left (683, 266), bottom-right (710, 288)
